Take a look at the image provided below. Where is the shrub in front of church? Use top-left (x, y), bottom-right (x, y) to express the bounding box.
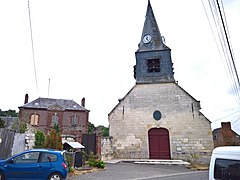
top-left (88, 152), bottom-right (105, 169)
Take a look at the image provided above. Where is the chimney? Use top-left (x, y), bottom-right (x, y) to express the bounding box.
top-left (24, 94), bottom-right (29, 104)
top-left (221, 122), bottom-right (233, 146)
top-left (221, 122), bottom-right (231, 131)
top-left (81, 97), bottom-right (85, 107)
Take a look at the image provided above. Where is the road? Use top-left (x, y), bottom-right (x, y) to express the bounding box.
top-left (68, 162), bottom-right (208, 180)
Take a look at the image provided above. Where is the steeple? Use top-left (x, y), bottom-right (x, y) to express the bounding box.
top-left (134, 0), bottom-right (175, 84)
top-left (138, 0), bottom-right (169, 52)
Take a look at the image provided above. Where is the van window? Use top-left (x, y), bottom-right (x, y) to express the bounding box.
top-left (214, 158), bottom-right (240, 180)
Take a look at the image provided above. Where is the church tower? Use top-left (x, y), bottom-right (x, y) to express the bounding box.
top-left (135, 1), bottom-right (175, 84)
top-left (107, 0), bottom-right (214, 164)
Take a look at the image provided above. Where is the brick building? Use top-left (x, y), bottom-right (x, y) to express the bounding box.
top-left (18, 94), bottom-right (89, 143)
top-left (108, 1), bottom-right (214, 164)
top-left (213, 122), bottom-right (240, 147)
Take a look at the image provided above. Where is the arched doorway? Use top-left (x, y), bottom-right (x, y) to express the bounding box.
top-left (148, 128), bottom-right (171, 159)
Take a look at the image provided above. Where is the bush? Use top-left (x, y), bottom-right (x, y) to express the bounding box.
top-left (88, 152), bottom-right (97, 167)
top-left (87, 151), bottom-right (105, 169)
top-left (96, 160), bottom-right (105, 168)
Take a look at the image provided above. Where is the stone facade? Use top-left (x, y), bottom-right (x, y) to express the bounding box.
top-left (108, 1), bottom-right (214, 164)
top-left (101, 137), bottom-right (114, 161)
top-left (109, 83), bottom-right (214, 164)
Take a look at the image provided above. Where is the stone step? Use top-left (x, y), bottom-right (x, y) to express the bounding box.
top-left (105, 159), bottom-right (190, 166)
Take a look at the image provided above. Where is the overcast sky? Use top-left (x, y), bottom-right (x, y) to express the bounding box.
top-left (0, 0), bottom-right (239, 132)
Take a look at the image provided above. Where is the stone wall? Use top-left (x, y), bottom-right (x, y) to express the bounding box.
top-left (101, 137), bottom-right (114, 161)
top-left (0, 128), bottom-right (15, 158)
top-left (0, 128), bottom-right (25, 158)
top-left (109, 83), bottom-right (214, 164)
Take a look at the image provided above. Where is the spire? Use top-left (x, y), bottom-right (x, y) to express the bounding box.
top-left (137, 0), bottom-right (168, 51)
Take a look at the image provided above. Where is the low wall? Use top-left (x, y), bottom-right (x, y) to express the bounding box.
top-left (101, 137), bottom-right (114, 161)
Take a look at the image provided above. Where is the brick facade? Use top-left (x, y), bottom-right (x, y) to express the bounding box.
top-left (18, 97), bottom-right (89, 144)
top-left (213, 122), bottom-right (240, 147)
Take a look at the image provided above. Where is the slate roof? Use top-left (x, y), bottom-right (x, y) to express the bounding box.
top-left (137, 0), bottom-right (169, 52)
top-left (19, 97), bottom-right (89, 111)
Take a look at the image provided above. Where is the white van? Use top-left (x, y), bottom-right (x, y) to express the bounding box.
top-left (209, 146), bottom-right (240, 180)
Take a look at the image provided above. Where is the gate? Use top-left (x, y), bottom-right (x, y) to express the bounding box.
top-left (82, 134), bottom-right (96, 158)
top-left (148, 128), bottom-right (170, 159)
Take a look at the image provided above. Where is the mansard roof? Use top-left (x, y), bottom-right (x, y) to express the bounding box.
top-left (19, 97), bottom-right (89, 111)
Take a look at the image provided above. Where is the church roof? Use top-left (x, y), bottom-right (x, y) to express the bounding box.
top-left (19, 97), bottom-right (89, 111)
top-left (137, 0), bottom-right (169, 52)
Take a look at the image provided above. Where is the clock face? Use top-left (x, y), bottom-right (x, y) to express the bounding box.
top-left (143, 34), bottom-right (152, 44)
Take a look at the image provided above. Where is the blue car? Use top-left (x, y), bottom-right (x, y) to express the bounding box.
top-left (0, 149), bottom-right (68, 180)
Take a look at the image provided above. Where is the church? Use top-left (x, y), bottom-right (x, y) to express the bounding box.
top-left (108, 1), bottom-right (214, 164)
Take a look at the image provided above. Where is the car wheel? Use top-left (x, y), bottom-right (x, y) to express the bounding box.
top-left (0, 171), bottom-right (5, 180)
top-left (48, 173), bottom-right (62, 180)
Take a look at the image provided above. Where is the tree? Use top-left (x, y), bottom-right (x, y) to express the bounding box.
top-left (0, 109), bottom-right (18, 117)
top-left (97, 125), bottom-right (109, 137)
top-left (44, 125), bottom-right (62, 150)
top-left (0, 118), bottom-right (5, 128)
top-left (88, 122), bottom-right (95, 134)
top-left (34, 130), bottom-right (45, 148)
top-left (102, 126), bottom-right (109, 137)
top-left (19, 122), bottom-right (26, 133)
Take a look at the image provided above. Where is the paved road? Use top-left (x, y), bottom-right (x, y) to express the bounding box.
top-left (68, 162), bottom-right (208, 180)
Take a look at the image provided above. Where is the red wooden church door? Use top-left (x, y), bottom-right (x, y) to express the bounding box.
top-left (148, 128), bottom-right (171, 159)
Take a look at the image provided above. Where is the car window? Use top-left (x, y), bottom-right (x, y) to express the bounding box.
top-left (214, 158), bottom-right (240, 180)
top-left (39, 152), bottom-right (57, 163)
top-left (13, 152), bottom-right (40, 163)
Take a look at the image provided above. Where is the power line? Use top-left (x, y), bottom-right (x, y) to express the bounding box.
top-left (215, 0), bottom-right (240, 102)
top-left (211, 109), bottom-right (240, 122)
top-left (28, 0), bottom-right (39, 94)
top-left (203, 0), bottom-right (240, 105)
top-left (232, 116), bottom-right (240, 126)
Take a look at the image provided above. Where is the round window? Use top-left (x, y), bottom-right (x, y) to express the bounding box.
top-left (153, 110), bottom-right (162, 121)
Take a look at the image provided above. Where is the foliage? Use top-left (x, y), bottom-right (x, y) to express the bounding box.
top-left (34, 130), bottom-right (45, 148)
top-left (88, 122), bottom-right (95, 134)
top-left (19, 122), bottom-right (26, 133)
top-left (97, 125), bottom-right (109, 137)
top-left (0, 118), bottom-right (5, 128)
top-left (11, 119), bottom-right (18, 131)
top-left (87, 151), bottom-right (105, 169)
top-left (0, 109), bottom-right (18, 117)
top-left (88, 151), bottom-right (97, 167)
top-left (81, 151), bottom-right (88, 166)
top-left (44, 127), bottom-right (63, 150)
top-left (102, 127), bottom-right (109, 137)
top-left (54, 124), bottom-right (60, 133)
top-left (68, 166), bottom-right (74, 173)
top-left (88, 122), bottom-right (109, 137)
top-left (95, 160), bottom-right (105, 168)
top-left (66, 155), bottom-right (74, 172)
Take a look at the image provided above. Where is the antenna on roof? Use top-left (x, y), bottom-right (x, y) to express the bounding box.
top-left (28, 0), bottom-right (39, 95)
top-left (48, 78), bottom-right (50, 97)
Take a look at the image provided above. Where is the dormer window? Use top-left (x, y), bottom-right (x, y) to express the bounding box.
top-left (147, 58), bottom-right (160, 73)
